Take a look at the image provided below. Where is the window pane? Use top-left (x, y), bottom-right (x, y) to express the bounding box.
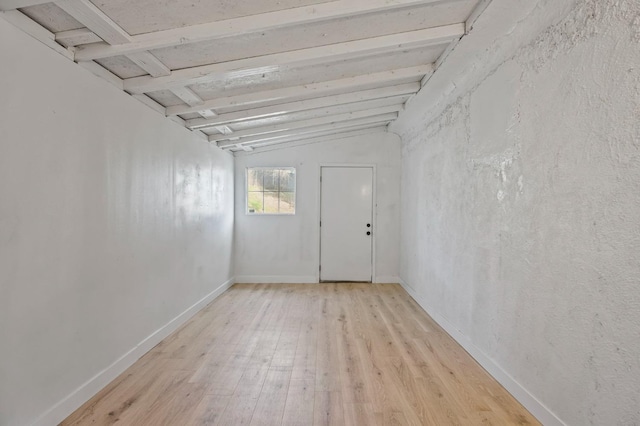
top-left (247, 192), bottom-right (263, 213)
top-left (263, 169), bottom-right (279, 191)
top-left (246, 167), bottom-right (296, 215)
top-left (264, 192), bottom-right (279, 213)
top-left (280, 169), bottom-right (295, 192)
top-left (280, 192), bottom-right (295, 214)
top-left (247, 169), bottom-right (263, 191)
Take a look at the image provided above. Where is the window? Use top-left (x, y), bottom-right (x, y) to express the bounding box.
top-left (246, 167), bottom-right (296, 214)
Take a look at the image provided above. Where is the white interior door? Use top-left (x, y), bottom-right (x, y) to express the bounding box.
top-left (320, 166), bottom-right (373, 282)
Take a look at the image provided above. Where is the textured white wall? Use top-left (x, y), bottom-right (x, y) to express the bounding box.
top-left (392, 0), bottom-right (640, 424)
top-left (0, 19), bottom-right (234, 426)
top-left (234, 133), bottom-right (401, 283)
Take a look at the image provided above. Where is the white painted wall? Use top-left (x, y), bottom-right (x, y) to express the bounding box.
top-left (0, 19), bottom-right (234, 426)
top-left (234, 133), bottom-right (401, 284)
top-left (391, 0), bottom-right (640, 424)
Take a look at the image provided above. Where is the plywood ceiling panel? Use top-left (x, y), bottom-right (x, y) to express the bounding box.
top-left (91, 0), bottom-right (334, 35)
top-left (201, 128), bottom-right (223, 136)
top-left (95, 55), bottom-right (147, 79)
top-left (178, 112), bottom-right (203, 120)
top-left (3, 0), bottom-right (490, 152)
top-left (20, 3), bottom-right (84, 33)
top-left (226, 95), bottom-right (410, 131)
top-left (190, 45), bottom-right (445, 100)
top-left (145, 90), bottom-right (186, 107)
top-left (149, 0), bottom-right (476, 70)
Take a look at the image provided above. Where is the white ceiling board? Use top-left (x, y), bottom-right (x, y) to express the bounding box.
top-left (221, 95), bottom-right (410, 132)
top-left (123, 25), bottom-right (460, 94)
top-left (144, 90), bottom-right (185, 108)
top-left (55, 0), bottom-right (131, 44)
top-left (216, 113), bottom-right (397, 147)
top-left (20, 2), bottom-right (82, 32)
top-left (200, 128), bottom-right (222, 137)
top-left (126, 51), bottom-right (171, 77)
top-left (187, 45), bottom-right (444, 101)
top-left (77, 60), bottom-right (122, 89)
top-left (95, 55), bottom-right (147, 79)
top-left (179, 112), bottom-right (203, 120)
top-left (148, 0), bottom-right (476, 70)
top-left (169, 86), bottom-right (203, 107)
top-left (1, 9), bottom-right (74, 59)
top-left (168, 87), bottom-right (218, 120)
top-left (198, 110), bottom-right (217, 119)
top-left (90, 0), bottom-right (333, 35)
top-left (53, 0), bottom-right (176, 81)
top-left (216, 113), bottom-right (398, 147)
top-left (209, 105), bottom-right (402, 142)
top-left (166, 65), bottom-right (432, 116)
top-left (229, 126), bottom-right (388, 153)
top-left (0, 0), bottom-right (49, 10)
top-left (73, 0), bottom-right (462, 61)
top-left (55, 27), bottom-right (101, 47)
top-left (3, 0), bottom-right (490, 150)
top-left (185, 83), bottom-right (419, 128)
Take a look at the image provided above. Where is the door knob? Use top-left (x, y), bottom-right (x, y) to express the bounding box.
top-left (366, 223), bottom-right (371, 227)
top-left (366, 231), bottom-right (371, 235)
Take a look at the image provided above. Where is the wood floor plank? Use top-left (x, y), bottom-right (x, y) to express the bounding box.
top-left (313, 391), bottom-right (344, 426)
top-left (185, 394), bottom-right (231, 426)
top-left (343, 402), bottom-right (377, 426)
top-left (249, 367), bottom-right (292, 426)
top-left (290, 293), bottom-right (318, 382)
top-left (281, 378), bottom-right (315, 426)
top-left (315, 287), bottom-right (343, 392)
top-left (62, 283), bottom-right (540, 426)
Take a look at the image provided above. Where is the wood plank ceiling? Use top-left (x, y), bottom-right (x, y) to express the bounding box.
top-left (1, 0), bottom-right (489, 153)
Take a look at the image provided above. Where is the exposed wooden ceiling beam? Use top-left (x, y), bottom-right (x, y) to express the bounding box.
top-left (55, 0), bottom-right (131, 44)
top-left (123, 24), bottom-right (462, 94)
top-left (78, 60), bottom-right (122, 89)
top-left (231, 126), bottom-right (388, 152)
top-left (216, 114), bottom-right (397, 147)
top-left (73, 0), bottom-right (461, 61)
top-left (55, 0), bottom-right (170, 77)
top-left (466, 0), bottom-right (493, 33)
top-left (170, 86), bottom-right (204, 107)
top-left (186, 83), bottom-right (419, 129)
top-left (0, 0), bottom-right (49, 11)
top-left (235, 144), bottom-right (254, 152)
top-left (171, 88), bottom-right (215, 119)
top-left (210, 105), bottom-right (402, 142)
top-left (0, 10), bottom-right (73, 59)
top-left (198, 110), bottom-right (216, 118)
top-left (170, 86), bottom-right (219, 123)
top-left (192, 95), bottom-right (410, 132)
top-left (215, 126), bottom-right (234, 135)
top-left (165, 65), bottom-right (432, 116)
top-left (126, 51), bottom-right (170, 77)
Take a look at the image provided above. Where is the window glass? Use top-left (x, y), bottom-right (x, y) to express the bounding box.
top-left (246, 167), bottom-right (296, 215)
top-left (247, 192), bottom-right (264, 213)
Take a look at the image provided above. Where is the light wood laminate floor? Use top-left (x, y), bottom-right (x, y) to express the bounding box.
top-left (62, 283), bottom-right (539, 425)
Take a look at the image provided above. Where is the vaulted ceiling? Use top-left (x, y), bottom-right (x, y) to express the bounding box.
top-left (1, 0), bottom-right (490, 153)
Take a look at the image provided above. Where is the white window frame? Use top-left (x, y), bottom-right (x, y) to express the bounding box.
top-left (245, 167), bottom-right (296, 215)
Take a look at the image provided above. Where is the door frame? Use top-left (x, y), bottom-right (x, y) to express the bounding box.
top-left (317, 163), bottom-right (377, 283)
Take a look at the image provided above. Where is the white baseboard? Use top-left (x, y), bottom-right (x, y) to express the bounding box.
top-left (374, 275), bottom-right (400, 284)
top-left (234, 276), bottom-right (400, 284)
top-left (398, 278), bottom-right (565, 426)
top-left (235, 275), bottom-right (318, 284)
top-left (31, 277), bottom-right (235, 426)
